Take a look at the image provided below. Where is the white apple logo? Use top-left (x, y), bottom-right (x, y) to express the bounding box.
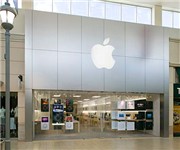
top-left (91, 38), bottom-right (115, 69)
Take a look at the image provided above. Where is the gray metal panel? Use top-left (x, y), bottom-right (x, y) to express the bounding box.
top-left (58, 14), bottom-right (81, 52)
top-left (33, 50), bottom-right (58, 89)
top-left (160, 94), bottom-right (169, 137)
top-left (82, 17), bottom-right (104, 53)
top-left (163, 29), bottom-right (169, 61)
top-left (164, 61), bottom-right (169, 93)
top-left (145, 26), bottom-right (164, 59)
top-left (126, 23), bottom-right (145, 58)
top-left (25, 49), bottom-right (32, 89)
top-left (105, 56), bottom-right (125, 92)
top-left (146, 59), bottom-right (164, 93)
top-left (25, 89), bottom-right (33, 141)
top-left (58, 52), bottom-right (81, 90)
top-left (104, 20), bottom-right (125, 56)
top-left (82, 54), bottom-right (104, 91)
top-left (126, 57), bottom-right (145, 92)
top-left (33, 11), bottom-right (58, 50)
top-left (25, 10), bottom-right (32, 49)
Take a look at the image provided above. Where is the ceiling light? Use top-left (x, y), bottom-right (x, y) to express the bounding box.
top-left (53, 94), bottom-right (61, 97)
top-left (73, 95), bottom-right (81, 98)
top-left (84, 99), bottom-right (90, 101)
top-left (92, 95), bottom-right (101, 98)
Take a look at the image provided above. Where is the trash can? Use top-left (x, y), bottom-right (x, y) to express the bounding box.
top-left (0, 139), bottom-right (5, 150)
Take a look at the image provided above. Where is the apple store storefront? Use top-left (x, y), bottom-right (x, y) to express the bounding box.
top-left (25, 11), bottom-right (169, 140)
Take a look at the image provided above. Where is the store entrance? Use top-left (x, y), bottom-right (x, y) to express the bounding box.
top-left (33, 90), bottom-right (159, 140)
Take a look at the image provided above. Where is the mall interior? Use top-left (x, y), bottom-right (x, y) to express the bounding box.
top-left (0, 0), bottom-right (180, 149)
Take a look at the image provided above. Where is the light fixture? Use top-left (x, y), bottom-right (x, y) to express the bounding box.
top-left (84, 99), bottom-right (90, 101)
top-left (0, 2), bottom-right (17, 150)
top-left (92, 95), bottom-right (101, 98)
top-left (53, 94), bottom-right (61, 98)
top-left (0, 2), bottom-right (17, 30)
top-left (73, 95), bottom-right (81, 98)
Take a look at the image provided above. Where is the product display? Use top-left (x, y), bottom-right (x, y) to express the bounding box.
top-left (135, 100), bottom-right (146, 110)
top-left (146, 101), bottom-right (153, 109)
top-left (52, 104), bottom-right (64, 123)
top-left (41, 98), bottom-right (49, 112)
top-left (118, 121), bottom-right (126, 131)
top-left (117, 111), bottom-right (126, 120)
top-left (146, 112), bottom-right (153, 120)
top-left (117, 100), bottom-right (126, 109)
top-left (127, 122), bottom-right (135, 130)
top-left (146, 122), bottom-right (153, 130)
top-left (136, 121), bottom-right (145, 130)
top-left (66, 99), bottom-right (74, 112)
top-left (136, 112), bottom-right (145, 119)
top-left (126, 101), bottom-right (135, 109)
top-left (112, 99), bottom-right (154, 131)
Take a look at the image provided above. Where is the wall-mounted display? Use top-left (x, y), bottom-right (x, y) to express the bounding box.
top-left (41, 98), bottom-right (49, 112)
top-left (66, 99), bottom-right (74, 112)
top-left (117, 100), bottom-right (126, 109)
top-left (146, 101), bottom-right (153, 109)
top-left (111, 121), bottom-right (118, 129)
top-left (136, 112), bottom-right (145, 119)
top-left (41, 117), bottom-right (49, 130)
top-left (136, 121), bottom-right (145, 130)
top-left (65, 122), bottom-right (74, 130)
top-left (126, 101), bottom-right (135, 109)
top-left (146, 122), bottom-right (153, 130)
top-left (111, 111), bottom-right (117, 119)
top-left (135, 100), bottom-right (146, 110)
top-left (146, 112), bottom-right (153, 120)
top-left (127, 122), bottom-right (135, 130)
top-left (118, 121), bottom-right (126, 131)
top-left (52, 104), bottom-right (64, 123)
top-left (117, 111), bottom-right (126, 120)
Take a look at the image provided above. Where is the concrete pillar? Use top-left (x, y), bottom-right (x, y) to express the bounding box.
top-left (153, 5), bottom-right (162, 26)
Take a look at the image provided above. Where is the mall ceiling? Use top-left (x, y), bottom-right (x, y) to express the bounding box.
top-left (104, 0), bottom-right (180, 9)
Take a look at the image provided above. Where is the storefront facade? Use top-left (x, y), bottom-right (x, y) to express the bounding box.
top-left (24, 10), bottom-right (172, 141)
top-left (1, 8), bottom-right (180, 141)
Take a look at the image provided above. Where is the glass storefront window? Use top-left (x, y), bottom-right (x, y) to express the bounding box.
top-left (162, 10), bottom-right (173, 28)
top-left (137, 7), bottom-right (152, 25)
top-left (89, 0), bottom-right (105, 19)
top-left (33, 90), bottom-right (159, 140)
top-left (105, 2), bottom-right (121, 21)
top-left (71, 0), bottom-right (89, 17)
top-left (173, 12), bottom-right (180, 29)
top-left (53, 0), bottom-right (70, 14)
top-left (122, 4), bottom-right (136, 23)
top-left (34, 0), bottom-right (52, 12)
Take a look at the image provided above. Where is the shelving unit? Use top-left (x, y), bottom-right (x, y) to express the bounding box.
top-left (111, 99), bottom-right (153, 131)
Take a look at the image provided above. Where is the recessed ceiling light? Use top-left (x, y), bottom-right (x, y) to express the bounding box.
top-left (73, 95), bottom-right (81, 98)
top-left (84, 99), bottom-right (90, 101)
top-left (92, 96), bottom-right (101, 98)
top-left (53, 94), bottom-right (61, 97)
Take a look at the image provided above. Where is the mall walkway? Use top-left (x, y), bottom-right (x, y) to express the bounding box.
top-left (10, 137), bottom-right (180, 150)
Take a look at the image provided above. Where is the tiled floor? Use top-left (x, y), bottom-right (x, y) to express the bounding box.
top-left (8, 137), bottom-right (180, 150)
